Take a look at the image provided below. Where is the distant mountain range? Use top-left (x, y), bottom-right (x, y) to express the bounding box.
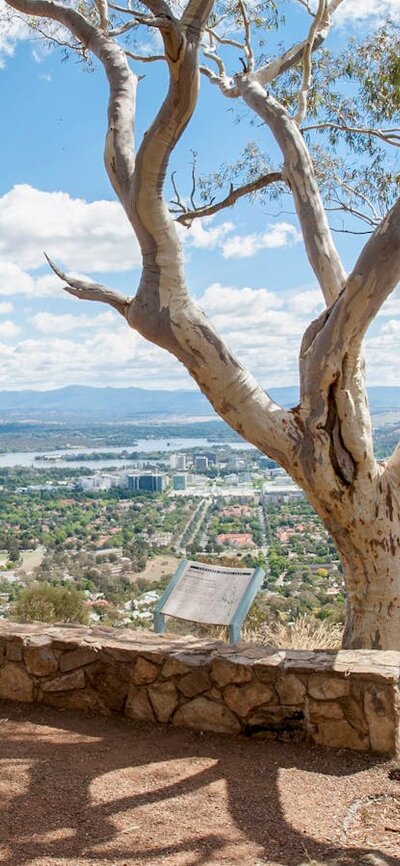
top-left (0, 385), bottom-right (399, 422)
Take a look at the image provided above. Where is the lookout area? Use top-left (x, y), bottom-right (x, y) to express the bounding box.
top-left (0, 700), bottom-right (399, 866)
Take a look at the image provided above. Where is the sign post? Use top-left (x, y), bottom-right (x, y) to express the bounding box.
top-left (154, 559), bottom-right (264, 643)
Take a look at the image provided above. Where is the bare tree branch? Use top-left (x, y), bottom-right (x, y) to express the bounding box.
top-left (294, 0), bottom-right (327, 125)
top-left (253, 0), bottom-right (343, 86)
top-left (95, 0), bottom-right (109, 31)
top-left (238, 80), bottom-right (346, 304)
top-left (44, 255), bottom-right (131, 317)
top-left (125, 48), bottom-right (164, 62)
top-left (199, 63), bottom-right (239, 96)
top-left (238, 0), bottom-right (254, 73)
top-left (303, 122), bottom-right (400, 148)
top-left (204, 26), bottom-right (244, 51)
top-left (174, 171), bottom-right (284, 224)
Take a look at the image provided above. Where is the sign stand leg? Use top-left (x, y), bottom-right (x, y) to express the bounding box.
top-left (154, 611), bottom-right (166, 634)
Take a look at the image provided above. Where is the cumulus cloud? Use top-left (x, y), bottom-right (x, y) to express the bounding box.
top-left (0, 1), bottom-right (29, 67)
top-left (221, 223), bottom-right (301, 259)
top-left (0, 319), bottom-right (20, 339)
top-left (32, 310), bottom-right (116, 334)
top-left (179, 219), bottom-right (234, 250)
top-left (177, 216), bottom-right (301, 259)
top-left (0, 301), bottom-right (13, 314)
top-left (196, 281), bottom-right (309, 385)
top-left (289, 288), bottom-right (324, 315)
top-left (200, 282), bottom-right (283, 314)
top-left (0, 322), bottom-right (189, 391)
top-left (0, 184), bottom-right (141, 273)
top-left (334, 0), bottom-right (400, 24)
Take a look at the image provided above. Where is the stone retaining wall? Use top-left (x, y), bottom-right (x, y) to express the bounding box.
top-left (0, 622), bottom-right (399, 755)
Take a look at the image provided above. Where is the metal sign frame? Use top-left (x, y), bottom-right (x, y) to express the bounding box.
top-left (154, 558), bottom-right (265, 643)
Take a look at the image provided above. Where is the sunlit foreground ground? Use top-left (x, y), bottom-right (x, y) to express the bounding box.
top-left (0, 702), bottom-right (398, 866)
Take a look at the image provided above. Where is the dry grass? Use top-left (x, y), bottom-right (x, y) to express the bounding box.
top-left (167, 613), bottom-right (343, 650)
top-left (245, 613), bottom-right (343, 650)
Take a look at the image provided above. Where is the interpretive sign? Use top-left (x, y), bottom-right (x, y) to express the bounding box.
top-left (154, 559), bottom-right (264, 642)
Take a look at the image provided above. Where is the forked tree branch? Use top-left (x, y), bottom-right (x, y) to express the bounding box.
top-left (174, 171), bottom-right (284, 224)
top-left (5, 0), bottom-right (303, 467)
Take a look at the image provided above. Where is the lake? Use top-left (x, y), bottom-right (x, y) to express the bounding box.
top-left (0, 437), bottom-right (251, 468)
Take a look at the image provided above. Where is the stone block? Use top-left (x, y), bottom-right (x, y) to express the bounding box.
top-left (86, 661), bottom-right (130, 712)
top-left (308, 700), bottom-right (344, 720)
top-left (162, 657), bottom-right (192, 678)
top-left (59, 646), bottom-right (99, 672)
top-left (148, 681), bottom-right (178, 723)
top-left (178, 670), bottom-right (211, 698)
top-left (24, 644), bottom-right (59, 677)
top-left (224, 681), bottom-right (275, 718)
top-left (364, 685), bottom-right (397, 754)
top-left (313, 718), bottom-right (369, 751)
top-left (173, 697), bottom-right (240, 734)
top-left (275, 674), bottom-right (306, 705)
top-left (41, 670), bottom-right (85, 692)
top-left (0, 662), bottom-right (34, 702)
top-left (341, 695), bottom-right (368, 736)
top-left (131, 657), bottom-right (160, 685)
top-left (308, 675), bottom-right (350, 700)
top-left (211, 658), bottom-right (253, 688)
top-left (6, 643), bottom-right (23, 662)
top-left (40, 688), bottom-right (110, 715)
top-left (206, 686), bottom-right (222, 700)
top-left (125, 685), bottom-right (155, 722)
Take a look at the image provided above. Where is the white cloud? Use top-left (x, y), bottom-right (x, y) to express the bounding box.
top-left (0, 323), bottom-right (189, 391)
top-left (196, 281), bottom-right (310, 385)
top-left (32, 310), bottom-right (115, 334)
top-left (0, 319), bottom-right (20, 339)
top-left (334, 0), bottom-right (400, 24)
top-left (180, 219), bottom-right (234, 250)
top-left (377, 287), bottom-right (400, 319)
top-left (200, 282), bottom-right (283, 314)
top-left (0, 184), bottom-right (141, 273)
top-left (221, 223), bottom-right (301, 259)
top-left (0, 301), bottom-right (13, 314)
top-left (0, 261), bottom-right (34, 297)
top-left (0, 1), bottom-right (29, 67)
top-left (290, 289), bottom-right (324, 315)
top-left (0, 262), bottom-right (75, 299)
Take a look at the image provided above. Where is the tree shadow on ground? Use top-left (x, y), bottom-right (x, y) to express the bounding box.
top-left (0, 701), bottom-right (397, 866)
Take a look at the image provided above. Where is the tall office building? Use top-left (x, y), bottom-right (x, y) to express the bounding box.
top-left (194, 456), bottom-right (208, 472)
top-left (128, 474), bottom-right (167, 492)
top-left (173, 474), bottom-right (187, 490)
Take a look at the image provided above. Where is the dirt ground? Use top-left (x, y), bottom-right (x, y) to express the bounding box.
top-left (0, 702), bottom-right (398, 866)
top-left (130, 555), bottom-right (178, 584)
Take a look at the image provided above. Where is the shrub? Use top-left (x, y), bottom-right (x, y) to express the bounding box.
top-left (12, 582), bottom-right (89, 625)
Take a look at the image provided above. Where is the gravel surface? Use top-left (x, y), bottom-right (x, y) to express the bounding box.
top-left (0, 702), bottom-right (398, 866)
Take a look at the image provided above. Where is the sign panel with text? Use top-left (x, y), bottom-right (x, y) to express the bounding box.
top-left (154, 559), bottom-right (264, 643)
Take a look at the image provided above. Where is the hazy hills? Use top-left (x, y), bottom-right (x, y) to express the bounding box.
top-left (1, 385), bottom-right (400, 422)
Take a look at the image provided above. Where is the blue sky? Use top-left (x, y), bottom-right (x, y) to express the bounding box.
top-left (0, 0), bottom-right (399, 392)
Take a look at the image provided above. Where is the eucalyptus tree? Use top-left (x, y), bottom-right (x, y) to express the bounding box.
top-left (3, 0), bottom-right (400, 648)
